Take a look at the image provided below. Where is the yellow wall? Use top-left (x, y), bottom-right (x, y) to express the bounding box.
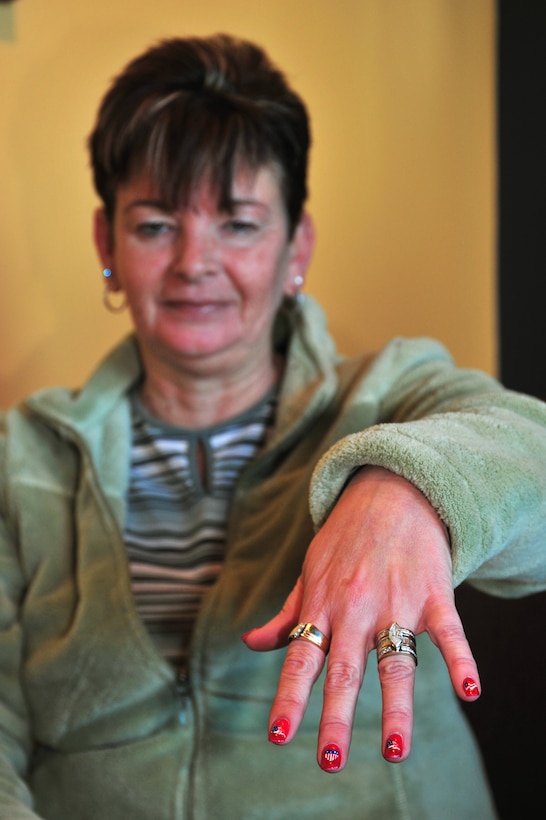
top-left (0, 0), bottom-right (496, 407)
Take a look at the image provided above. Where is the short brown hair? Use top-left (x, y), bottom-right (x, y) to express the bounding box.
top-left (88, 34), bottom-right (311, 235)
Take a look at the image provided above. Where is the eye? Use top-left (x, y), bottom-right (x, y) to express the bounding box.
top-left (136, 220), bottom-right (176, 238)
top-left (222, 218), bottom-right (259, 236)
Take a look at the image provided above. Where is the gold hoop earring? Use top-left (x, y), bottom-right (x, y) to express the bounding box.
top-left (103, 286), bottom-right (128, 314)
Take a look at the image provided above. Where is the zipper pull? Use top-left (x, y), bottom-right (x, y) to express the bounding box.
top-left (176, 668), bottom-right (190, 725)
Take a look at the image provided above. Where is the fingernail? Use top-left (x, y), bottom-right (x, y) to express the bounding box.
top-left (269, 718), bottom-right (290, 744)
top-left (462, 677), bottom-right (480, 698)
top-left (241, 631), bottom-right (254, 643)
top-left (385, 733), bottom-right (403, 760)
top-left (320, 743), bottom-right (342, 771)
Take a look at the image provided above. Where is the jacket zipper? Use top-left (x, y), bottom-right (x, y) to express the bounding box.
top-left (176, 668), bottom-right (190, 724)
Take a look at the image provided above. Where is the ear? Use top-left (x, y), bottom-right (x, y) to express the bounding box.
top-left (284, 211), bottom-right (315, 296)
top-left (93, 208), bottom-right (120, 290)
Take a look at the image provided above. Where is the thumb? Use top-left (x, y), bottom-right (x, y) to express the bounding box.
top-left (242, 576), bottom-right (304, 651)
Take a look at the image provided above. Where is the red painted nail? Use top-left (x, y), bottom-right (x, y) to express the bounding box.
top-left (269, 718), bottom-right (290, 744)
top-left (320, 743), bottom-right (342, 771)
top-left (385, 733), bottom-right (403, 760)
top-left (462, 677), bottom-right (480, 698)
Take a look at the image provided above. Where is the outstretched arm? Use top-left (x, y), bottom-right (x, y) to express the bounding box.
top-left (243, 466), bottom-right (480, 771)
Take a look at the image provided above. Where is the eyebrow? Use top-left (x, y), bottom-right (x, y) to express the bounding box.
top-left (123, 198), bottom-right (170, 214)
top-left (225, 198), bottom-right (270, 217)
top-left (123, 197), bottom-right (269, 215)
top-left (229, 198), bottom-right (266, 207)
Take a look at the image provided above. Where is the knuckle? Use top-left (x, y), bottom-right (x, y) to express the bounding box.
top-left (324, 660), bottom-right (362, 694)
top-left (377, 657), bottom-right (416, 685)
top-left (337, 577), bottom-right (367, 608)
top-left (432, 621), bottom-right (475, 665)
top-left (434, 621), bottom-right (464, 643)
top-left (450, 653), bottom-right (477, 672)
top-left (283, 647), bottom-right (322, 681)
top-left (320, 716), bottom-right (352, 736)
top-left (382, 703), bottom-right (413, 724)
top-left (275, 691), bottom-right (307, 713)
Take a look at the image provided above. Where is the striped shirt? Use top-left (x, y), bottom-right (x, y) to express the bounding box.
top-left (125, 390), bottom-right (276, 671)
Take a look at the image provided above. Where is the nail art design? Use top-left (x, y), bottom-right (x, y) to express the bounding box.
top-left (463, 677), bottom-right (480, 698)
top-left (269, 718), bottom-right (290, 744)
top-left (321, 744), bottom-right (342, 771)
top-left (385, 733), bottom-right (403, 760)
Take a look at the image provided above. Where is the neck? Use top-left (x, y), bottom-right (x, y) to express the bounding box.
top-left (138, 353), bottom-right (282, 428)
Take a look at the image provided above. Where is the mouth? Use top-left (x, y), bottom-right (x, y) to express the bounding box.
top-left (161, 298), bottom-right (230, 318)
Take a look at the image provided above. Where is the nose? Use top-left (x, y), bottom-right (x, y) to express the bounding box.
top-left (172, 220), bottom-right (217, 280)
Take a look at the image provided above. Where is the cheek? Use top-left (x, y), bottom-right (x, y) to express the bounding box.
top-left (114, 256), bottom-right (158, 322)
top-left (116, 247), bottom-right (162, 292)
top-left (239, 247), bottom-right (290, 304)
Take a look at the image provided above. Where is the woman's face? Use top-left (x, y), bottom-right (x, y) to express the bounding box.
top-left (94, 164), bottom-right (313, 382)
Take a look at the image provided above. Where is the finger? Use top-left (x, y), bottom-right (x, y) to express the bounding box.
top-left (377, 652), bottom-right (416, 763)
top-left (427, 609), bottom-right (481, 702)
top-left (267, 628), bottom-right (328, 746)
top-left (315, 638), bottom-right (367, 773)
top-left (242, 577), bottom-right (304, 651)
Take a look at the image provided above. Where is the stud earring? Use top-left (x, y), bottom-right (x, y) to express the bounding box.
top-left (293, 274), bottom-right (305, 304)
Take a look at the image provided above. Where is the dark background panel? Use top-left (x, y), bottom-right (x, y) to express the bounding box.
top-left (456, 3), bottom-right (546, 818)
top-left (496, 0), bottom-right (545, 400)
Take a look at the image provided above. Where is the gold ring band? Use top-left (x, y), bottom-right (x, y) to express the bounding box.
top-left (288, 622), bottom-right (330, 654)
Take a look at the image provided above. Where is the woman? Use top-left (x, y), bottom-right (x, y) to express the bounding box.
top-left (1, 34), bottom-right (545, 818)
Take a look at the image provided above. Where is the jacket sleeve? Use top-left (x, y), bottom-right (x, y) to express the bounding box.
top-left (308, 338), bottom-right (546, 597)
top-left (0, 419), bottom-right (42, 818)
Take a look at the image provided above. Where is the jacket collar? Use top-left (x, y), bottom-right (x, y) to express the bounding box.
top-left (24, 295), bottom-right (339, 446)
top-left (25, 335), bottom-right (142, 434)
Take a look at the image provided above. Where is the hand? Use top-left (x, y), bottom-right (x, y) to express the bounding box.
top-left (242, 466), bottom-right (480, 771)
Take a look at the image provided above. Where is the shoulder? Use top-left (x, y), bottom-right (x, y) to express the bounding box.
top-left (1, 335), bottom-right (141, 494)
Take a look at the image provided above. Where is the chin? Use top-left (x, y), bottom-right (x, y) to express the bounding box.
top-left (157, 329), bottom-right (239, 361)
